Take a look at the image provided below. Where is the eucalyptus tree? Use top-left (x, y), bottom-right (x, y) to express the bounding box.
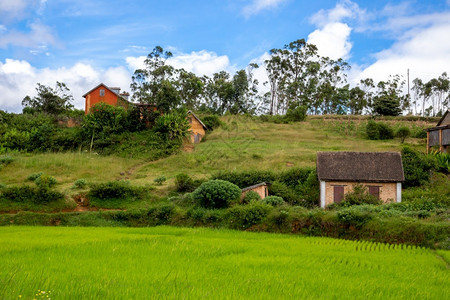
top-left (372, 75), bottom-right (409, 116)
top-left (130, 46), bottom-right (175, 108)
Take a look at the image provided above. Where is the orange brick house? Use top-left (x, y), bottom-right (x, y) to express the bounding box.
top-left (317, 152), bottom-right (404, 208)
top-left (83, 83), bottom-right (131, 114)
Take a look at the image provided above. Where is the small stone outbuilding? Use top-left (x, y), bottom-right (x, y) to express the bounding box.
top-left (426, 109), bottom-right (450, 153)
top-left (187, 110), bottom-right (207, 144)
top-left (241, 182), bottom-right (270, 201)
top-left (316, 152), bottom-right (404, 208)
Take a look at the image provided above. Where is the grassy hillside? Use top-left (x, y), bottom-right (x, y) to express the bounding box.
top-left (0, 226), bottom-right (448, 299)
top-left (0, 115), bottom-right (433, 191)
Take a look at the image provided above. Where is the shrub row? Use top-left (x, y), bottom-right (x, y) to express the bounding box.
top-left (1, 204), bottom-right (448, 249)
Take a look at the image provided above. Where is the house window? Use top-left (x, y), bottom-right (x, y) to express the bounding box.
top-left (333, 186), bottom-right (344, 203)
top-left (188, 117), bottom-right (193, 124)
top-left (368, 186), bottom-right (380, 199)
top-left (100, 89), bottom-right (105, 96)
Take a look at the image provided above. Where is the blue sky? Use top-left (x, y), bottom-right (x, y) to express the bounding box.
top-left (1, 0), bottom-right (449, 111)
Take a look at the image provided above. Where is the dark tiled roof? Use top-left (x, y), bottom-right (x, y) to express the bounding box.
top-left (316, 152), bottom-right (404, 182)
top-left (241, 182), bottom-right (270, 192)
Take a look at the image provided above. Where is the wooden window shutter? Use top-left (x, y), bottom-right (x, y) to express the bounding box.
top-left (368, 186), bottom-right (380, 199)
top-left (333, 186), bottom-right (344, 203)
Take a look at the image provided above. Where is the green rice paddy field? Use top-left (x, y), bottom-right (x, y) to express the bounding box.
top-left (1, 226), bottom-right (448, 299)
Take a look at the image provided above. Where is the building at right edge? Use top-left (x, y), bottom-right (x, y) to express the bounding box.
top-left (316, 152), bottom-right (405, 208)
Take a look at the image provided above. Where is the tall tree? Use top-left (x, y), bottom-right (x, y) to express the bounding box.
top-left (22, 82), bottom-right (74, 115)
top-left (372, 75), bottom-right (408, 116)
top-left (130, 46), bottom-right (175, 106)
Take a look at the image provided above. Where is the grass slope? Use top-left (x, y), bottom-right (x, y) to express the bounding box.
top-left (0, 116), bottom-right (432, 190)
top-left (0, 226), bottom-right (448, 299)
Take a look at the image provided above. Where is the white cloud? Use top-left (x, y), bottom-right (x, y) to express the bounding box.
top-left (0, 0), bottom-right (28, 20)
top-left (0, 59), bottom-right (131, 112)
top-left (307, 1), bottom-right (363, 60)
top-left (356, 19), bottom-right (450, 84)
top-left (308, 22), bottom-right (352, 60)
top-left (0, 21), bottom-right (57, 48)
top-left (242, 0), bottom-right (288, 18)
top-left (126, 50), bottom-right (236, 78)
top-left (309, 0), bottom-right (366, 28)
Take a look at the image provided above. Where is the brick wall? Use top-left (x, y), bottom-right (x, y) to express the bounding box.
top-left (324, 181), bottom-right (397, 206)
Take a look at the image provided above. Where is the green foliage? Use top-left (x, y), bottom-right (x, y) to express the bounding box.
top-left (242, 191), bottom-right (261, 204)
top-left (73, 178), bottom-right (88, 189)
top-left (366, 120), bottom-right (394, 140)
top-left (83, 102), bottom-right (129, 136)
top-left (0, 184), bottom-right (64, 204)
top-left (340, 184), bottom-right (382, 206)
top-left (21, 82), bottom-right (74, 115)
top-left (153, 176), bottom-right (167, 185)
top-left (285, 105), bottom-right (307, 122)
top-left (154, 111), bottom-right (190, 141)
top-left (34, 175), bottom-right (57, 189)
top-left (395, 126), bottom-right (410, 143)
top-left (175, 173), bottom-right (195, 192)
top-left (0, 156), bottom-right (14, 171)
top-left (297, 170), bottom-right (320, 208)
top-left (88, 181), bottom-right (147, 201)
top-left (261, 196), bottom-right (284, 206)
top-left (26, 172), bottom-right (43, 181)
top-left (402, 146), bottom-right (436, 187)
top-left (226, 202), bottom-right (271, 229)
top-left (429, 152), bottom-right (450, 174)
top-left (268, 181), bottom-right (297, 204)
top-left (201, 114), bottom-right (222, 131)
top-left (192, 180), bottom-right (241, 209)
top-left (337, 206), bottom-right (374, 228)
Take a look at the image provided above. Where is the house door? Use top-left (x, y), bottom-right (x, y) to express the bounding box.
top-left (333, 186), bottom-right (344, 203)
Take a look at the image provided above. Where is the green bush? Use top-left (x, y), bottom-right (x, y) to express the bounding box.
top-left (340, 184), bottom-right (382, 206)
top-left (83, 102), bottom-right (129, 136)
top-left (0, 156), bottom-right (14, 166)
top-left (26, 172), bottom-right (43, 181)
top-left (261, 196), bottom-right (285, 206)
top-left (0, 184), bottom-right (64, 204)
top-left (73, 178), bottom-right (88, 189)
top-left (402, 146), bottom-right (436, 187)
top-left (154, 176), bottom-right (167, 185)
top-left (285, 105), bottom-right (307, 122)
top-left (192, 180), bottom-right (241, 209)
top-left (201, 114), bottom-right (222, 131)
top-left (268, 181), bottom-right (298, 204)
top-left (297, 170), bottom-right (320, 208)
top-left (366, 120), bottom-right (379, 140)
top-left (430, 152), bottom-right (450, 174)
top-left (175, 173), bottom-right (196, 192)
top-left (337, 206), bottom-right (374, 228)
top-left (88, 181), bottom-right (146, 200)
top-left (396, 126), bottom-right (410, 143)
top-left (366, 120), bottom-right (394, 140)
top-left (226, 202), bottom-right (271, 229)
top-left (377, 122), bottom-right (394, 139)
top-left (242, 191), bottom-right (261, 204)
top-left (35, 175), bottom-right (57, 189)
top-left (154, 111), bottom-right (190, 141)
